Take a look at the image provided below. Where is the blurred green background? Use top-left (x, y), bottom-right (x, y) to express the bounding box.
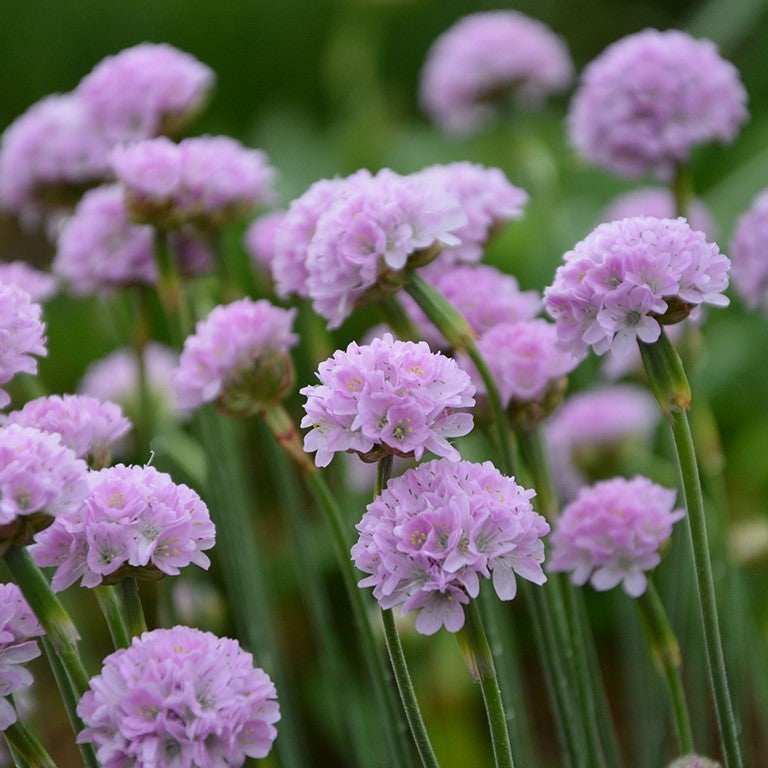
top-left (2, 1), bottom-right (768, 766)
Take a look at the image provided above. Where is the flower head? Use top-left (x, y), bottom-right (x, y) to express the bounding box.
top-left (352, 459), bottom-right (548, 634)
top-left (174, 299), bottom-right (298, 413)
top-left (729, 189), bottom-right (768, 310)
top-left (461, 320), bottom-right (579, 429)
top-left (412, 163), bottom-right (528, 263)
top-left (244, 210), bottom-right (286, 272)
top-left (0, 583), bottom-right (44, 730)
top-left (545, 385), bottom-right (660, 499)
top-left (111, 136), bottom-right (276, 230)
top-left (0, 285), bottom-right (47, 408)
top-left (668, 757), bottom-right (721, 768)
top-left (0, 262), bottom-right (57, 303)
top-left (420, 11), bottom-right (573, 135)
top-left (549, 476), bottom-right (684, 596)
top-left (0, 94), bottom-right (111, 229)
top-left (569, 29), bottom-right (747, 179)
top-left (301, 333), bottom-right (475, 467)
top-left (77, 43), bottom-right (215, 143)
top-left (6, 394), bottom-right (131, 465)
top-left (30, 464), bottom-right (215, 590)
top-left (400, 263), bottom-right (541, 350)
top-left (77, 626), bottom-right (279, 767)
top-left (544, 216), bottom-right (730, 358)
top-left (601, 187), bottom-right (717, 238)
top-left (0, 425), bottom-right (89, 547)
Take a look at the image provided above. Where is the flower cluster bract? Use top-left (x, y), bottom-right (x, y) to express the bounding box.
top-left (174, 298), bottom-right (298, 412)
top-left (302, 334), bottom-right (475, 467)
top-left (0, 262), bottom-right (57, 303)
top-left (549, 475), bottom-right (684, 597)
top-left (352, 459), bottom-right (549, 634)
top-left (544, 216), bottom-right (730, 358)
top-left (568, 29), bottom-right (748, 179)
top-left (419, 11), bottom-right (573, 135)
top-left (0, 424), bottom-right (88, 533)
top-left (77, 626), bottom-right (279, 768)
top-left (30, 464), bottom-right (215, 590)
top-left (412, 162), bottom-right (528, 263)
top-left (729, 189), bottom-right (768, 310)
top-left (6, 394), bottom-right (131, 463)
top-left (0, 583), bottom-right (44, 730)
top-left (111, 136), bottom-right (276, 230)
top-left (401, 263), bottom-right (541, 349)
top-left (0, 285), bottom-right (47, 408)
top-left (77, 43), bottom-right (215, 143)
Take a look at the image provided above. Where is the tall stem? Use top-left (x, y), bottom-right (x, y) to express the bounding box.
top-left (640, 333), bottom-right (742, 767)
top-left (94, 585), bottom-right (131, 648)
top-left (153, 230), bottom-right (192, 344)
top-left (2, 714), bottom-right (56, 768)
top-left (635, 581), bottom-right (695, 754)
top-left (457, 600), bottom-right (514, 768)
top-left (132, 287), bottom-right (154, 459)
top-left (375, 456), bottom-right (440, 768)
top-left (120, 576), bottom-right (147, 638)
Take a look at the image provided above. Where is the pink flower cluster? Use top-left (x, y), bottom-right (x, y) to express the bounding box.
top-left (77, 626), bottom-right (279, 767)
top-left (401, 263), bottom-right (541, 349)
top-left (6, 394), bottom-right (131, 464)
top-left (0, 94), bottom-right (111, 229)
top-left (352, 459), bottom-right (549, 634)
top-left (31, 464), bottom-right (214, 591)
top-left (0, 284), bottom-right (47, 408)
top-left (464, 320), bottom-right (579, 407)
top-left (545, 385), bottom-right (660, 499)
top-left (419, 11), bottom-right (573, 135)
top-left (549, 476), bottom-right (684, 597)
top-left (729, 189), bottom-right (768, 310)
top-left (272, 168), bottom-right (465, 328)
top-left (601, 187), bottom-right (717, 239)
top-left (174, 299), bottom-right (298, 412)
top-left (0, 583), bottom-right (44, 731)
top-left (544, 217), bottom-right (730, 358)
top-left (244, 210), bottom-right (286, 271)
top-left (569, 29), bottom-right (748, 179)
top-left (76, 43), bottom-right (215, 143)
top-left (54, 185), bottom-right (211, 295)
top-left (0, 263), bottom-right (57, 303)
top-left (0, 425), bottom-right (89, 534)
top-left (111, 136), bottom-right (276, 230)
top-left (302, 334), bottom-right (475, 467)
top-left (412, 163), bottom-right (528, 263)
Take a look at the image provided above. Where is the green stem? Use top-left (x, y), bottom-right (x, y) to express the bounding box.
top-left (404, 272), bottom-right (516, 475)
top-left (457, 600), bottom-right (514, 768)
top-left (635, 581), bottom-right (695, 754)
top-left (672, 165), bottom-right (694, 219)
top-left (2, 714), bottom-right (56, 768)
top-left (379, 295), bottom-right (421, 341)
top-left (132, 287), bottom-right (154, 459)
top-left (376, 455), bottom-right (439, 768)
top-left (153, 230), bottom-right (192, 344)
top-left (640, 332), bottom-right (742, 766)
top-left (94, 585), bottom-right (132, 648)
top-left (120, 576), bottom-right (147, 638)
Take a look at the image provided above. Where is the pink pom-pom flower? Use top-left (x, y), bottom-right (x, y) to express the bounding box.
top-left (77, 43), bottom-right (215, 143)
top-left (549, 475), bottom-right (684, 597)
top-left (420, 11), bottom-right (573, 135)
top-left (0, 285), bottom-right (47, 409)
top-left (30, 464), bottom-right (215, 590)
top-left (729, 189), bottom-right (768, 310)
top-left (568, 29), bottom-right (747, 180)
top-left (174, 298), bottom-right (298, 414)
top-left (0, 583), bottom-right (44, 731)
top-left (544, 216), bottom-right (730, 359)
top-left (352, 459), bottom-right (548, 635)
top-left (77, 626), bottom-right (279, 767)
top-left (0, 262), bottom-right (57, 303)
top-left (5, 394), bottom-right (131, 465)
top-left (301, 333), bottom-right (475, 467)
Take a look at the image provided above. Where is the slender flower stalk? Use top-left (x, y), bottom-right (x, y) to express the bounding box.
top-left (94, 585), bottom-right (132, 648)
top-left (640, 330), bottom-right (742, 767)
top-left (153, 230), bottom-right (192, 343)
top-left (2, 716), bottom-right (57, 768)
top-left (457, 600), bottom-right (514, 768)
top-left (132, 287), bottom-right (154, 457)
top-left (375, 455), bottom-right (440, 768)
top-left (635, 580), bottom-right (695, 754)
top-left (120, 576), bottom-right (147, 637)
